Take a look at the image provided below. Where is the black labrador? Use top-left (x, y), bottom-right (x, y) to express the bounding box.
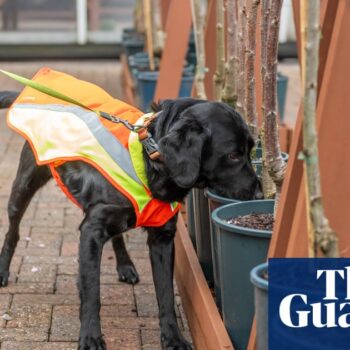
top-left (0, 93), bottom-right (262, 350)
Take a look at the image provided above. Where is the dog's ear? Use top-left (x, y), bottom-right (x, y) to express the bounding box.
top-left (159, 118), bottom-right (207, 188)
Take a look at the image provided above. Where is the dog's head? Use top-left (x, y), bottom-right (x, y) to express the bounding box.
top-left (156, 98), bottom-right (262, 201)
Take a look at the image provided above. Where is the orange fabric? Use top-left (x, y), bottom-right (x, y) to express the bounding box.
top-left (8, 67), bottom-right (180, 227)
top-left (14, 67), bottom-right (144, 148)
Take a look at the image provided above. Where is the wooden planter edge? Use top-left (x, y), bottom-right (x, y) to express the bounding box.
top-left (175, 215), bottom-right (234, 350)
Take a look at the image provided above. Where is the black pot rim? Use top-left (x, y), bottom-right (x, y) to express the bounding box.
top-left (211, 200), bottom-right (274, 238)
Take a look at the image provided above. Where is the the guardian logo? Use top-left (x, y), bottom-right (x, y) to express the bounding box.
top-left (269, 258), bottom-right (350, 350)
top-left (279, 267), bottom-right (350, 328)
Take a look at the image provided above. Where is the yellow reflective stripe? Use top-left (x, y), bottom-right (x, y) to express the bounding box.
top-left (128, 113), bottom-right (153, 188)
top-left (9, 106), bottom-right (152, 213)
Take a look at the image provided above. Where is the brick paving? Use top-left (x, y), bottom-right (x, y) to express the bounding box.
top-left (0, 61), bottom-right (191, 349)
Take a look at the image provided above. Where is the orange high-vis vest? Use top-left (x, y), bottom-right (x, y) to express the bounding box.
top-left (7, 67), bottom-right (180, 227)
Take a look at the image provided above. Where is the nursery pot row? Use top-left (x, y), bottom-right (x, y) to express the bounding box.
top-left (212, 200), bottom-right (274, 350)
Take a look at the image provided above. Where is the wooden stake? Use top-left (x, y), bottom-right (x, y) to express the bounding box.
top-left (144, 0), bottom-right (155, 71)
top-left (301, 0), bottom-right (339, 257)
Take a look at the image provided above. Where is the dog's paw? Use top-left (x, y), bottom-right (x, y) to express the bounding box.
top-left (117, 264), bottom-right (139, 285)
top-left (161, 334), bottom-right (193, 350)
top-left (78, 333), bottom-right (106, 350)
top-left (0, 270), bottom-right (9, 288)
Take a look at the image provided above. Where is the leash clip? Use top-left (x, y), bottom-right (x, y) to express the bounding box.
top-left (138, 128), bottom-right (161, 161)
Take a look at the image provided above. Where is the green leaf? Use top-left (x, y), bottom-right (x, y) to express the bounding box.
top-left (0, 69), bottom-right (101, 116)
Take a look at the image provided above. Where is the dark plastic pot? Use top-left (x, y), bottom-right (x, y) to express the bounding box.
top-left (250, 262), bottom-right (268, 350)
top-left (192, 189), bottom-right (213, 284)
top-left (205, 189), bottom-right (240, 311)
top-left (212, 200), bottom-right (273, 350)
top-left (186, 190), bottom-right (196, 250)
top-left (136, 71), bottom-right (194, 111)
top-left (122, 37), bottom-right (145, 56)
top-left (277, 72), bottom-right (288, 123)
top-left (122, 28), bottom-right (142, 41)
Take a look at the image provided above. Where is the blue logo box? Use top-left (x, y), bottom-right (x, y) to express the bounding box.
top-left (269, 258), bottom-right (350, 350)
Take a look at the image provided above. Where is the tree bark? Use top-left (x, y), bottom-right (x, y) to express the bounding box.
top-left (260, 0), bottom-right (274, 198)
top-left (213, 0), bottom-right (226, 101)
top-left (236, 0), bottom-right (247, 117)
top-left (263, 0), bottom-right (286, 208)
top-left (222, 0), bottom-right (238, 107)
top-left (191, 0), bottom-right (207, 99)
top-left (301, 0), bottom-right (339, 257)
top-left (244, 0), bottom-right (260, 140)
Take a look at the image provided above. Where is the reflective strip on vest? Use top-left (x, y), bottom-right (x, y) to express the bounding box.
top-left (8, 103), bottom-right (151, 214)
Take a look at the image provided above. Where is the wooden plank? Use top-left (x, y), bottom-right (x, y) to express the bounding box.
top-left (154, 0), bottom-right (192, 101)
top-left (159, 0), bottom-right (171, 30)
top-left (175, 216), bottom-right (234, 350)
top-left (288, 0), bottom-right (350, 256)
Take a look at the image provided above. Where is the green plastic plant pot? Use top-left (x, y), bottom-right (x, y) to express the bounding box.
top-left (186, 190), bottom-right (196, 250)
top-left (250, 262), bottom-right (268, 350)
top-left (212, 200), bottom-right (273, 350)
top-left (193, 188), bottom-right (213, 284)
top-left (205, 188), bottom-right (241, 311)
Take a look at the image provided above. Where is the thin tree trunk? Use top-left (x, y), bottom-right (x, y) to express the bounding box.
top-left (191, 0), bottom-right (207, 99)
top-left (236, 0), bottom-right (247, 118)
top-left (244, 0), bottom-right (260, 140)
top-left (213, 0), bottom-right (225, 101)
top-left (302, 0), bottom-right (338, 257)
top-left (263, 0), bottom-right (286, 208)
top-left (222, 0), bottom-right (238, 107)
top-left (144, 0), bottom-right (155, 71)
top-left (260, 0), bottom-right (275, 198)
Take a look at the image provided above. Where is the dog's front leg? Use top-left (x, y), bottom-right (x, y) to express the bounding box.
top-left (78, 205), bottom-right (108, 350)
top-left (147, 216), bottom-right (192, 350)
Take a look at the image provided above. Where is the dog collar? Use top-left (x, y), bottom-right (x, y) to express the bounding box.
top-left (136, 112), bottom-right (162, 161)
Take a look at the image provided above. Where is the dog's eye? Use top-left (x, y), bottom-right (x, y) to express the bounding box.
top-left (228, 152), bottom-right (241, 162)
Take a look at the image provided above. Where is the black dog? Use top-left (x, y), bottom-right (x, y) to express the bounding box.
top-left (0, 93), bottom-right (262, 350)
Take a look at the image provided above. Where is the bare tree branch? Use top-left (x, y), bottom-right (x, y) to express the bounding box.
top-left (244, 0), bottom-right (260, 140)
top-left (263, 0), bottom-right (286, 207)
top-left (213, 0), bottom-right (226, 101)
top-left (236, 0), bottom-right (247, 117)
top-left (191, 0), bottom-right (207, 99)
top-left (302, 0), bottom-right (339, 257)
top-left (222, 0), bottom-right (238, 107)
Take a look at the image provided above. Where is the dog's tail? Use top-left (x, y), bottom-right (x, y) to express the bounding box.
top-left (0, 91), bottom-right (19, 109)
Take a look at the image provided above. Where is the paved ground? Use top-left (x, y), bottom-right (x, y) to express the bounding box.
top-left (0, 61), bottom-right (191, 350)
